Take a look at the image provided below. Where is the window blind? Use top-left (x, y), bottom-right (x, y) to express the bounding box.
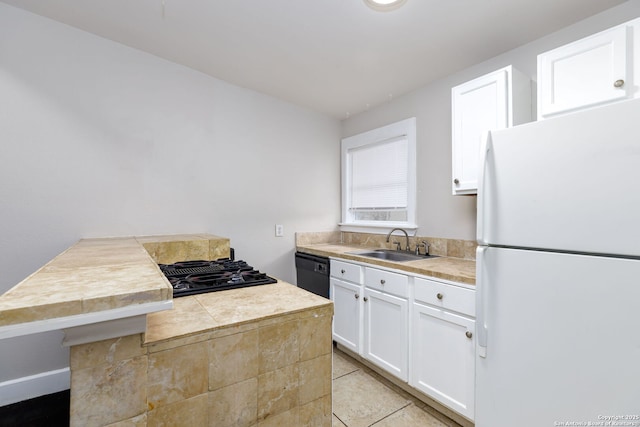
top-left (349, 136), bottom-right (408, 211)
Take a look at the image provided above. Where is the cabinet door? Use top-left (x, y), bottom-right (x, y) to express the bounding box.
top-left (538, 24), bottom-right (630, 119)
top-left (330, 277), bottom-right (362, 353)
top-left (452, 69), bottom-right (508, 195)
top-left (410, 302), bottom-right (475, 420)
top-left (363, 287), bottom-right (408, 381)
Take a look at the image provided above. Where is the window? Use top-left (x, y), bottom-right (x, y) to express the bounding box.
top-left (340, 118), bottom-right (416, 233)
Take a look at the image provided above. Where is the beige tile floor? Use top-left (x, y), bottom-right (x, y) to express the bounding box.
top-left (332, 348), bottom-right (464, 427)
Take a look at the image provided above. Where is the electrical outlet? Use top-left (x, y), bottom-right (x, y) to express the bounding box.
top-left (275, 224), bottom-right (284, 237)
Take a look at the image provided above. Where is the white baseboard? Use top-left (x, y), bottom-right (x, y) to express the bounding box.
top-left (0, 368), bottom-right (70, 406)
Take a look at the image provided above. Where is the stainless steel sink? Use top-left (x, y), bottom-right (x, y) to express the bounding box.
top-left (348, 249), bottom-right (439, 262)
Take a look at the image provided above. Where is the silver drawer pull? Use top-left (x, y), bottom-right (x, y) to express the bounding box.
top-left (454, 178), bottom-right (460, 185)
top-left (341, 269), bottom-right (346, 274)
top-left (466, 331), bottom-right (473, 339)
top-left (380, 279), bottom-right (385, 285)
top-left (355, 293), bottom-right (359, 299)
top-left (363, 297), bottom-right (368, 302)
top-left (614, 79), bottom-right (625, 88)
top-left (436, 293), bottom-right (443, 300)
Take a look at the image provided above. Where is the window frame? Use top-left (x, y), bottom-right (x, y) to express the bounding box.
top-left (339, 117), bottom-right (417, 234)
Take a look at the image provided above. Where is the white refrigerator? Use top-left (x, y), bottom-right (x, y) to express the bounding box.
top-left (475, 98), bottom-right (640, 427)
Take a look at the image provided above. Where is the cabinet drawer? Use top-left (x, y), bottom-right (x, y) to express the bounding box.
top-left (414, 277), bottom-right (475, 317)
top-left (331, 259), bottom-right (363, 283)
top-left (365, 267), bottom-right (408, 298)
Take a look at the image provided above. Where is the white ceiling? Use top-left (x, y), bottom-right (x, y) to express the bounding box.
top-left (1, 0), bottom-right (627, 118)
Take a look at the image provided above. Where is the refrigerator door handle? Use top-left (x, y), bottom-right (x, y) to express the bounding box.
top-left (476, 245), bottom-right (488, 358)
top-left (476, 131), bottom-right (493, 246)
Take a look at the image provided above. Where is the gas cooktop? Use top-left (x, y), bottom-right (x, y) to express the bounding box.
top-left (159, 259), bottom-right (277, 298)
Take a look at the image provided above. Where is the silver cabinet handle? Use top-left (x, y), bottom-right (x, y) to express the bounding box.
top-left (341, 269), bottom-right (345, 274)
top-left (614, 79), bottom-right (625, 88)
top-left (363, 297), bottom-right (368, 302)
top-left (436, 293), bottom-right (443, 300)
top-left (355, 293), bottom-right (359, 299)
top-left (453, 178), bottom-right (460, 185)
top-left (466, 331), bottom-right (473, 339)
top-left (380, 279), bottom-right (385, 285)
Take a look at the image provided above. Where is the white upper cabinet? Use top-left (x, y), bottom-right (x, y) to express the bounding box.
top-left (537, 17), bottom-right (640, 120)
top-left (451, 66), bottom-right (531, 195)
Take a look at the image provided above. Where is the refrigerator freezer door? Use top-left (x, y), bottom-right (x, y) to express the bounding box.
top-left (478, 98), bottom-right (640, 257)
top-left (475, 247), bottom-right (640, 427)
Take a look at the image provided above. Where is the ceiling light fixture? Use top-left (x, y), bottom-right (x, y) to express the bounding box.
top-left (363, 0), bottom-right (407, 12)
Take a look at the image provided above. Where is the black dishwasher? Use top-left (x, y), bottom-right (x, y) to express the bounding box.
top-left (295, 252), bottom-right (330, 298)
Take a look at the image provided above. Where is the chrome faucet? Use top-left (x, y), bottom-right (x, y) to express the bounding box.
top-left (416, 240), bottom-right (430, 256)
top-left (386, 228), bottom-right (410, 252)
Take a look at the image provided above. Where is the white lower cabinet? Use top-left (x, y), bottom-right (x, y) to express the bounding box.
top-left (410, 301), bottom-right (475, 420)
top-left (363, 287), bottom-right (408, 381)
top-left (363, 266), bottom-right (409, 381)
top-left (330, 277), bottom-right (362, 354)
top-left (410, 276), bottom-right (476, 421)
top-left (330, 258), bottom-right (475, 422)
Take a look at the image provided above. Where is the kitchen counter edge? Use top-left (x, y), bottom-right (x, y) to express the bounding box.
top-left (297, 243), bottom-right (476, 286)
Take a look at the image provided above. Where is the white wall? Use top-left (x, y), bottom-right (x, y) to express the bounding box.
top-left (0, 3), bottom-right (340, 403)
top-left (2, 0), bottom-right (640, 406)
top-left (342, 0), bottom-right (640, 241)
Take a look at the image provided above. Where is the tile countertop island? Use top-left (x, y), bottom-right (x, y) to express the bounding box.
top-left (0, 234), bottom-right (334, 426)
top-left (0, 233), bottom-right (230, 340)
top-left (296, 243), bottom-right (476, 285)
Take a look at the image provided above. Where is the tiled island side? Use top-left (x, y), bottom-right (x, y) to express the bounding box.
top-left (70, 283), bottom-right (333, 426)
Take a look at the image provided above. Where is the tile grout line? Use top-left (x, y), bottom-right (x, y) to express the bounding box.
top-left (367, 401), bottom-right (413, 426)
top-left (333, 412), bottom-right (349, 427)
top-left (332, 367), bottom-right (361, 381)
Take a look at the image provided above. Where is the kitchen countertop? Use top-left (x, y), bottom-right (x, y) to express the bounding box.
top-left (0, 234), bottom-right (228, 329)
top-left (144, 281), bottom-right (332, 346)
top-left (297, 243), bottom-right (476, 285)
top-left (0, 237), bottom-right (168, 328)
top-left (0, 233), bottom-right (333, 349)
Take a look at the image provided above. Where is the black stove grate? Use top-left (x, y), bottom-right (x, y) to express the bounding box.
top-left (160, 265), bottom-right (225, 276)
top-left (159, 258), bottom-right (277, 297)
